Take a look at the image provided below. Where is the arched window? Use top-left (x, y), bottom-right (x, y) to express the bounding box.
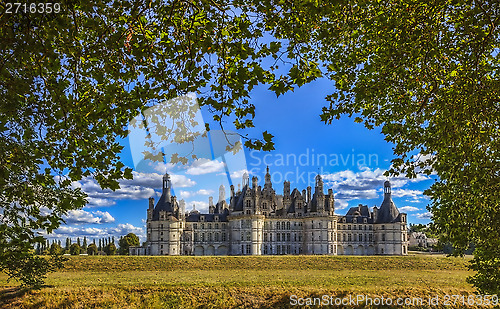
top-left (286, 222), bottom-right (291, 230)
top-left (262, 202), bottom-right (267, 209)
top-left (246, 200), bottom-right (251, 207)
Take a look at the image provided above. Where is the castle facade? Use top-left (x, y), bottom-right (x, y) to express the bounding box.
top-left (130, 168), bottom-right (409, 256)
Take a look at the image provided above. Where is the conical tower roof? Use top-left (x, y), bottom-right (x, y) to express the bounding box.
top-left (376, 181), bottom-right (400, 223)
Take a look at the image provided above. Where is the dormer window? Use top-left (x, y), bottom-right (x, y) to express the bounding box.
top-left (201, 216), bottom-right (205, 222)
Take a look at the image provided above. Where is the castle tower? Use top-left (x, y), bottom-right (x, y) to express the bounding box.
top-left (219, 184), bottom-right (226, 203)
top-left (163, 172), bottom-right (172, 200)
top-left (264, 166), bottom-right (272, 190)
top-left (242, 172), bottom-right (249, 188)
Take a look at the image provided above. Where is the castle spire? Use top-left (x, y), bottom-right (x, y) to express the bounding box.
top-left (163, 172), bottom-right (171, 199)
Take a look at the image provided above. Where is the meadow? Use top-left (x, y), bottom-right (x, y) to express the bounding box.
top-left (0, 254), bottom-right (489, 308)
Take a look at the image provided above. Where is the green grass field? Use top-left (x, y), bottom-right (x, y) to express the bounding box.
top-left (0, 255), bottom-right (489, 308)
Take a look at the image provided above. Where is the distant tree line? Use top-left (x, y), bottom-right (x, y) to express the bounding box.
top-left (35, 233), bottom-right (139, 256)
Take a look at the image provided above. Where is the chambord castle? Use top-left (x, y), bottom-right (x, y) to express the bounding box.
top-left (131, 168), bottom-right (409, 256)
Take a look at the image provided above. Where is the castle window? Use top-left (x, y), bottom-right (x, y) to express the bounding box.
top-left (294, 234), bottom-right (297, 242)
top-left (381, 225), bottom-right (385, 230)
top-left (215, 216), bottom-right (219, 222)
top-left (264, 233), bottom-right (268, 241)
top-left (281, 222), bottom-right (286, 230)
top-left (359, 225), bottom-right (362, 230)
top-left (277, 233), bottom-right (281, 241)
top-left (246, 232), bottom-right (251, 241)
top-left (298, 234), bottom-right (302, 241)
top-left (208, 233), bottom-right (213, 241)
top-left (348, 234), bottom-right (352, 241)
top-left (297, 202), bottom-right (302, 209)
top-left (298, 213), bottom-right (302, 217)
top-left (353, 218), bottom-right (357, 223)
top-left (194, 233), bottom-right (198, 242)
top-left (263, 202), bottom-right (268, 209)
top-left (246, 210), bottom-right (251, 214)
top-left (241, 232), bottom-right (244, 241)
top-left (369, 226), bottom-right (373, 230)
top-left (193, 223), bottom-right (197, 229)
top-left (286, 222), bottom-right (291, 230)
top-left (222, 233), bottom-right (226, 241)
top-left (201, 233), bottom-right (205, 242)
top-left (342, 234), bottom-right (346, 242)
top-left (358, 234), bottom-right (362, 242)
top-left (160, 250), bottom-right (163, 255)
top-left (246, 200), bottom-right (251, 208)
top-left (215, 223), bottom-right (219, 229)
top-left (161, 245), bottom-right (163, 249)
top-left (201, 223), bottom-right (205, 229)
top-left (246, 244), bottom-right (251, 254)
top-left (282, 233), bottom-right (286, 241)
top-left (201, 216), bottom-right (205, 222)
top-left (348, 225), bottom-right (351, 230)
top-left (364, 218), bottom-right (367, 224)
top-left (264, 245), bottom-right (268, 255)
top-left (160, 224), bottom-right (164, 229)
top-left (160, 231), bottom-right (163, 236)
top-left (382, 234), bottom-right (386, 241)
top-left (277, 222), bottom-right (280, 230)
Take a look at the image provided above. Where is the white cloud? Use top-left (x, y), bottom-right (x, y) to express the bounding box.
top-left (170, 174), bottom-right (196, 187)
top-left (321, 167), bottom-right (429, 204)
top-left (74, 171), bottom-right (195, 208)
top-left (47, 223), bottom-right (146, 243)
top-left (185, 200), bottom-right (209, 213)
top-left (391, 189), bottom-right (423, 198)
top-left (63, 210), bottom-right (115, 224)
top-left (399, 206), bottom-right (420, 212)
top-left (416, 212), bottom-right (432, 219)
top-left (334, 199), bottom-right (349, 210)
top-left (228, 169), bottom-right (249, 179)
top-left (186, 158), bottom-right (225, 175)
top-left (179, 189), bottom-right (214, 199)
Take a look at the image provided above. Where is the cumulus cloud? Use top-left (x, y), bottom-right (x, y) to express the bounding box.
top-left (185, 200), bottom-right (209, 213)
top-left (179, 189), bottom-right (214, 199)
top-left (391, 189), bottom-right (423, 198)
top-left (416, 212), bottom-right (432, 219)
top-left (74, 171), bottom-right (195, 208)
top-left (399, 206), bottom-right (420, 212)
top-left (63, 210), bottom-right (115, 224)
top-left (186, 158), bottom-right (226, 175)
top-left (46, 223), bottom-right (146, 242)
top-left (322, 167), bottom-right (429, 203)
top-left (334, 199), bottom-right (350, 210)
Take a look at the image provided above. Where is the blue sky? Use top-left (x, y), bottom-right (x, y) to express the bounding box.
top-left (50, 77), bottom-right (435, 243)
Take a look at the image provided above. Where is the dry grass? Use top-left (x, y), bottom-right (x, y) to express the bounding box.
top-left (0, 255), bottom-right (488, 308)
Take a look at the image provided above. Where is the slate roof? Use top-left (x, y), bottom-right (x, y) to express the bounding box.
top-left (152, 190), bottom-right (175, 220)
top-left (185, 210), bottom-right (229, 222)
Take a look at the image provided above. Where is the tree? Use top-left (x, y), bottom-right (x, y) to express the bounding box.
top-left (49, 243), bottom-right (63, 255)
top-left (82, 237), bottom-right (87, 253)
top-left (65, 238), bottom-right (71, 254)
top-left (0, 0), bottom-right (300, 287)
top-left (69, 243), bottom-right (81, 256)
top-left (87, 243), bottom-right (98, 256)
top-left (253, 0), bottom-right (499, 293)
top-left (119, 233), bottom-right (140, 255)
top-left (105, 243), bottom-right (117, 256)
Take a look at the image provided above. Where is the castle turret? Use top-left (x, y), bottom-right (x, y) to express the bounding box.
top-left (163, 173), bottom-right (172, 200)
top-left (376, 181), bottom-right (400, 223)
